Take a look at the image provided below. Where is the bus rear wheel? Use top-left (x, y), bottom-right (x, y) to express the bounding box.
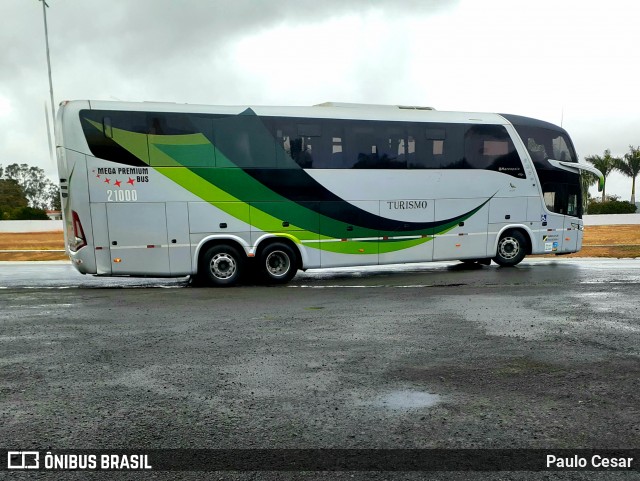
top-left (259, 242), bottom-right (298, 284)
top-left (201, 244), bottom-right (244, 287)
top-left (493, 231), bottom-right (527, 267)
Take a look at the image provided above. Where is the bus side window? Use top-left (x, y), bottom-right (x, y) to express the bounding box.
top-left (147, 113), bottom-right (195, 135)
top-left (464, 124), bottom-right (525, 178)
top-left (379, 127), bottom-right (406, 169)
top-left (81, 109), bottom-right (151, 165)
top-left (316, 119), bottom-right (343, 169)
top-left (273, 119), bottom-right (326, 169)
top-left (147, 113), bottom-right (215, 167)
top-left (270, 118), bottom-right (295, 168)
top-left (295, 124), bottom-right (322, 168)
top-left (212, 115), bottom-right (277, 168)
top-left (347, 123), bottom-right (376, 169)
top-left (427, 127), bottom-right (445, 168)
top-left (408, 123), bottom-right (456, 169)
top-left (347, 121), bottom-right (406, 169)
top-left (103, 117), bottom-right (113, 139)
top-left (543, 182), bottom-right (580, 216)
top-left (331, 136), bottom-right (343, 168)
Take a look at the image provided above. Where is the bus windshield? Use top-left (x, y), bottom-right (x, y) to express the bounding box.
top-left (510, 123), bottom-right (581, 218)
top-left (512, 125), bottom-right (577, 167)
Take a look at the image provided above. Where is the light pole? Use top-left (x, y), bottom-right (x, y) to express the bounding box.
top-left (40, 0), bottom-right (56, 128)
top-left (39, 0), bottom-right (56, 161)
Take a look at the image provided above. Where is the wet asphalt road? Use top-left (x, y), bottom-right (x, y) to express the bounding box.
top-left (1, 259), bottom-right (639, 480)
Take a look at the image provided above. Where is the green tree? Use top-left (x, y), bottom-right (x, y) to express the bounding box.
top-left (0, 179), bottom-right (29, 220)
top-left (10, 206), bottom-right (50, 220)
top-left (47, 183), bottom-right (61, 211)
top-left (614, 145), bottom-right (640, 205)
top-left (580, 171), bottom-right (598, 213)
top-left (585, 150), bottom-right (619, 202)
top-left (1, 163), bottom-right (59, 210)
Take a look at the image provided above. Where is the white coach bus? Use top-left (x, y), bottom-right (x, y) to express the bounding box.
top-left (55, 101), bottom-right (603, 286)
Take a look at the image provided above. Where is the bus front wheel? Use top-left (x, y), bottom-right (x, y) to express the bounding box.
top-left (201, 244), bottom-right (244, 286)
top-left (259, 242), bottom-right (298, 284)
top-left (493, 231), bottom-right (527, 267)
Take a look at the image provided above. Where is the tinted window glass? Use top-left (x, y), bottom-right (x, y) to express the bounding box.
top-left (377, 126), bottom-right (406, 169)
top-left (272, 118), bottom-right (408, 169)
top-left (146, 113), bottom-right (195, 135)
top-left (212, 114), bottom-right (277, 168)
top-left (331, 135), bottom-right (343, 168)
top-left (298, 124), bottom-right (322, 137)
top-left (542, 182), bottom-right (580, 216)
top-left (346, 122), bottom-right (406, 169)
top-left (267, 117), bottom-right (337, 169)
top-left (464, 125), bottom-right (524, 178)
top-left (407, 123), bottom-right (466, 169)
top-left (512, 125), bottom-right (577, 168)
top-left (147, 113), bottom-right (215, 167)
top-left (80, 110), bottom-right (150, 166)
top-left (537, 169), bottom-right (582, 217)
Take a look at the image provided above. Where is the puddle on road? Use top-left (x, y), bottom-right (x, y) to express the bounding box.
top-left (370, 390), bottom-right (441, 410)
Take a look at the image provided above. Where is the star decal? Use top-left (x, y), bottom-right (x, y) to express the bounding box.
top-left (114, 180), bottom-right (122, 187)
top-left (127, 177), bottom-right (135, 185)
top-left (104, 178), bottom-right (111, 184)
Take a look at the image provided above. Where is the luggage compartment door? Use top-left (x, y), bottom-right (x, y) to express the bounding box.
top-left (106, 203), bottom-right (170, 275)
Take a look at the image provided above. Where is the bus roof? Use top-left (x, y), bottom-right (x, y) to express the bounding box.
top-left (68, 100), bottom-right (524, 126)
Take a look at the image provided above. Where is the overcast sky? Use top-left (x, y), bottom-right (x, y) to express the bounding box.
top-left (1, 0), bottom-right (638, 201)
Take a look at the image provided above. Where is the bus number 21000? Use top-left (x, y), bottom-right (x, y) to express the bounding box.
top-left (106, 189), bottom-right (137, 202)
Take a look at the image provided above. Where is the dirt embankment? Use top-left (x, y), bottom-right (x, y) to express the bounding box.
top-left (1, 225), bottom-right (638, 261)
top-left (0, 231), bottom-right (67, 261)
top-left (543, 224), bottom-right (640, 259)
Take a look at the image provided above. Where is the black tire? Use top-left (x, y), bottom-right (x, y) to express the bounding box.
top-left (493, 231), bottom-right (527, 267)
top-left (259, 242), bottom-right (298, 284)
top-left (200, 244), bottom-right (244, 286)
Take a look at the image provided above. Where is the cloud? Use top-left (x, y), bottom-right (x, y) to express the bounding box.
top-left (0, 95), bottom-right (11, 118)
top-left (1, 0), bottom-right (639, 202)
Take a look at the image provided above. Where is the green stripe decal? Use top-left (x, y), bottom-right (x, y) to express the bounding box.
top-left (86, 119), bottom-right (489, 254)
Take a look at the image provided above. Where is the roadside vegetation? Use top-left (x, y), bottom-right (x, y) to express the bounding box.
top-left (584, 146), bottom-right (640, 212)
top-left (0, 163), bottom-right (60, 220)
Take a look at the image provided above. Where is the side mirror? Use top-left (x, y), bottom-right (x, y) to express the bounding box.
top-left (548, 159), bottom-right (605, 193)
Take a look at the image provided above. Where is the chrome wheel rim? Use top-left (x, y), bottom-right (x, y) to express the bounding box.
top-left (265, 250), bottom-right (290, 277)
top-left (499, 237), bottom-right (520, 260)
top-left (210, 253), bottom-right (236, 279)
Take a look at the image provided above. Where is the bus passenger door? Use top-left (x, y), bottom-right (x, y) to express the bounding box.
top-left (106, 203), bottom-right (170, 275)
top-left (540, 182), bottom-right (580, 254)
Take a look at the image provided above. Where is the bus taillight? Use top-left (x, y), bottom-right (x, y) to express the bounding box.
top-left (70, 210), bottom-right (87, 252)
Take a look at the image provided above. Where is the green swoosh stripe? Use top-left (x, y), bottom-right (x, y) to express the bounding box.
top-left (85, 119), bottom-right (489, 254)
